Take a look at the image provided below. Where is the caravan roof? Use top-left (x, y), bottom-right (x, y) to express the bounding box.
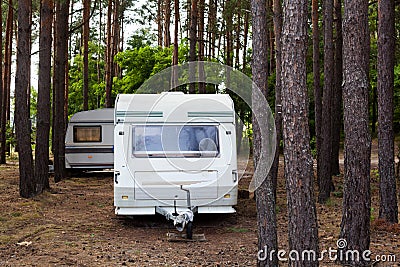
top-left (69, 108), bottom-right (114, 123)
top-left (115, 92), bottom-right (235, 124)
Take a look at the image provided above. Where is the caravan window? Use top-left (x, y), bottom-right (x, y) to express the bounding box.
top-left (133, 125), bottom-right (219, 157)
top-left (73, 126), bottom-right (102, 142)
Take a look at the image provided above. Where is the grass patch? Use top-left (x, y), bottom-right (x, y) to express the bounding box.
top-left (65, 241), bottom-right (78, 247)
top-left (11, 212), bottom-right (22, 217)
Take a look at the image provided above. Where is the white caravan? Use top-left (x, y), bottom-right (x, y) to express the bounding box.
top-left (65, 108), bottom-right (114, 170)
top-left (114, 92), bottom-right (238, 223)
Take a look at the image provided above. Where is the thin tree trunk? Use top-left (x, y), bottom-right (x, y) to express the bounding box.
top-left (312, 0), bottom-right (322, 190)
top-left (35, 0), bottom-right (53, 193)
top-left (207, 0), bottom-right (216, 59)
top-left (157, 0), bottom-right (163, 47)
top-left (97, 0), bottom-right (102, 83)
top-left (272, 0), bottom-right (283, 199)
top-left (225, 0), bottom-right (233, 67)
top-left (198, 0), bottom-right (205, 93)
top-left (339, 0), bottom-right (371, 263)
top-left (377, 0), bottom-right (398, 223)
top-left (318, 0), bottom-right (335, 203)
top-left (111, 0), bottom-right (119, 84)
top-left (164, 0), bottom-right (171, 47)
top-left (234, 1), bottom-right (241, 69)
top-left (331, 0), bottom-right (343, 176)
top-left (242, 7), bottom-right (249, 72)
top-left (211, 0), bottom-right (218, 59)
top-left (281, 0), bottom-right (320, 264)
top-left (16, 0), bottom-right (35, 197)
top-left (0, 0), bottom-right (13, 163)
top-left (188, 0), bottom-right (197, 94)
top-left (105, 0), bottom-right (113, 107)
top-left (83, 0), bottom-right (90, 111)
top-left (251, 0), bottom-right (278, 266)
top-left (172, 0), bottom-right (179, 88)
top-left (53, 0), bottom-right (70, 183)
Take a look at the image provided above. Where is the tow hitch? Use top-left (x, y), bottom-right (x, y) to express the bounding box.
top-left (156, 185), bottom-right (196, 239)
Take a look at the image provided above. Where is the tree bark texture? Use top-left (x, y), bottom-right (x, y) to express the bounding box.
top-left (198, 0), bottom-right (206, 93)
top-left (318, 0), bottom-right (334, 203)
top-left (83, 0), bottom-right (90, 111)
top-left (312, 0), bottom-right (322, 187)
top-left (188, 0), bottom-right (197, 94)
top-left (16, 0), bottom-right (35, 198)
top-left (0, 0), bottom-right (12, 164)
top-left (105, 0), bottom-right (113, 107)
top-left (163, 0), bottom-right (171, 47)
top-left (377, 0), bottom-right (398, 223)
top-left (53, 0), bottom-right (70, 183)
top-left (251, 0), bottom-right (278, 266)
top-left (339, 0), bottom-right (371, 264)
top-left (281, 0), bottom-right (320, 264)
top-left (331, 0), bottom-right (343, 176)
top-left (35, 0), bottom-right (53, 193)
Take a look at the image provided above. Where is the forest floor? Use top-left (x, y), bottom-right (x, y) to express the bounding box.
top-left (0, 141), bottom-right (400, 266)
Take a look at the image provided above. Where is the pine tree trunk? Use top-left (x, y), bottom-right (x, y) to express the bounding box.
top-left (111, 0), bottom-right (119, 82)
top-left (0, 0), bottom-right (12, 164)
top-left (35, 0), bottom-right (53, 193)
top-left (198, 0), bottom-right (205, 93)
top-left (53, 0), bottom-right (69, 183)
top-left (105, 0), bottom-right (113, 107)
top-left (225, 0), bottom-right (233, 67)
top-left (339, 0), bottom-right (371, 263)
top-left (207, 0), bottom-right (216, 59)
top-left (83, 0), bottom-right (90, 111)
top-left (16, 0), bottom-right (35, 198)
top-left (312, 0), bottom-right (322, 191)
top-left (318, 0), bottom-right (334, 203)
top-left (251, 0), bottom-right (278, 266)
top-left (164, 0), bottom-right (171, 47)
top-left (188, 0), bottom-right (197, 94)
top-left (242, 6), bottom-right (249, 71)
top-left (377, 0), bottom-right (398, 223)
top-left (281, 0), bottom-right (319, 264)
top-left (157, 0), bottom-right (163, 47)
top-left (172, 0), bottom-right (179, 88)
top-left (331, 0), bottom-right (343, 176)
top-left (234, 1), bottom-right (241, 69)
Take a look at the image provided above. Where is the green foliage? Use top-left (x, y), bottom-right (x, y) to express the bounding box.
top-left (127, 28), bottom-right (157, 50)
top-left (68, 42), bottom-right (106, 118)
top-left (113, 43), bottom-right (189, 95)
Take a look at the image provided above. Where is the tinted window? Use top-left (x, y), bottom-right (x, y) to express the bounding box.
top-left (133, 125), bottom-right (219, 157)
top-left (73, 126), bottom-right (102, 142)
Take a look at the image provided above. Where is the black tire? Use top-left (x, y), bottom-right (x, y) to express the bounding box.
top-left (186, 221), bottom-right (193, 239)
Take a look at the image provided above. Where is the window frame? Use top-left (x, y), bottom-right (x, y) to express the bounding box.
top-left (73, 125), bottom-right (102, 143)
top-left (131, 124), bottom-right (220, 158)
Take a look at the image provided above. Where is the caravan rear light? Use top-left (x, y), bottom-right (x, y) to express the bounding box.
top-left (88, 155), bottom-right (93, 159)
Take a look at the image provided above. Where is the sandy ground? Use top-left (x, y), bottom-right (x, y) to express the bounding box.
top-left (0, 148), bottom-right (399, 266)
